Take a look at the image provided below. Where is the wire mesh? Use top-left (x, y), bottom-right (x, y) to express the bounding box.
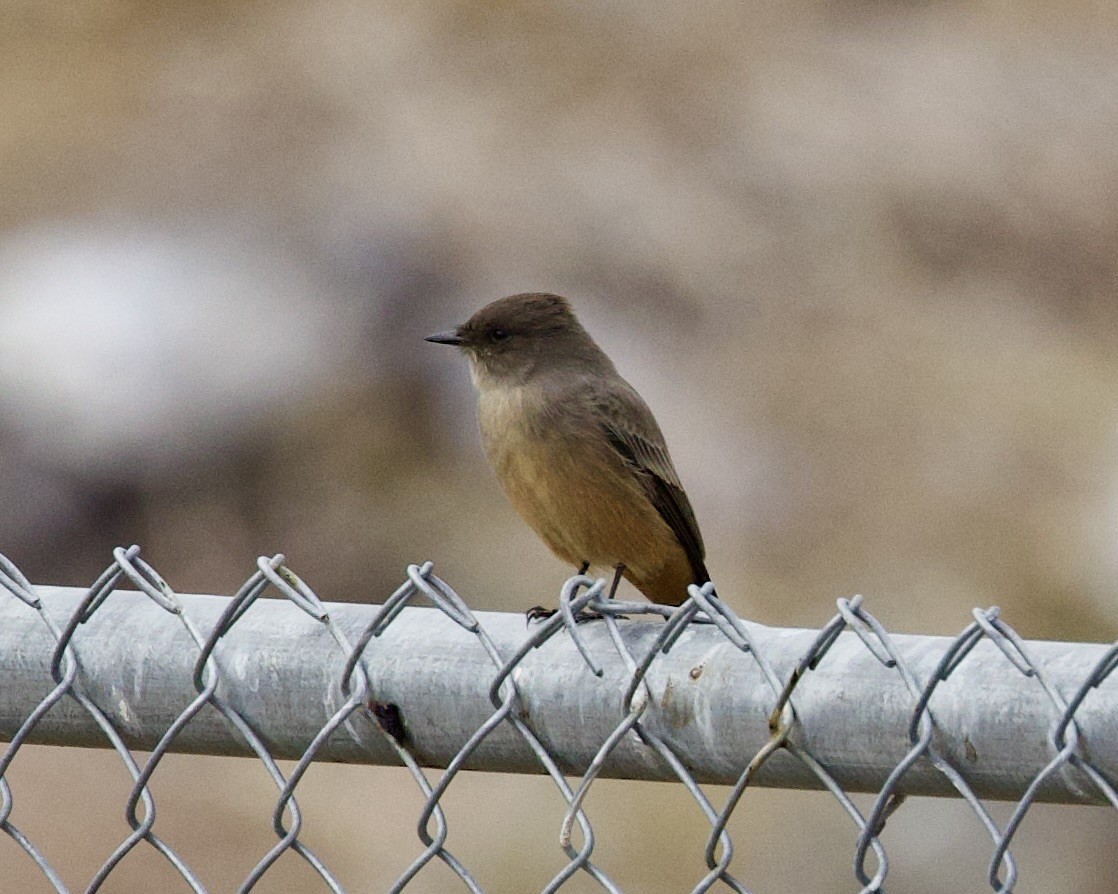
top-left (2, 546), bottom-right (1117, 893)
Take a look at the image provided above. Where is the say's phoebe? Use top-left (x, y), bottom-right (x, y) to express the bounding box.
top-left (426, 293), bottom-right (710, 606)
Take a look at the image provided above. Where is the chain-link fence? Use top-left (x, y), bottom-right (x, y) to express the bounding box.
top-left (2, 546), bottom-right (1117, 893)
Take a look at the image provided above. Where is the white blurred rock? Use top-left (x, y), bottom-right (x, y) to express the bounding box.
top-left (0, 221), bottom-right (355, 477)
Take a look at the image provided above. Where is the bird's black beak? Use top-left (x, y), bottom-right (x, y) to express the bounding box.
top-left (425, 329), bottom-right (464, 346)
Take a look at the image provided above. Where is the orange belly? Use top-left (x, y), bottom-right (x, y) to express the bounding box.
top-left (479, 389), bottom-right (693, 604)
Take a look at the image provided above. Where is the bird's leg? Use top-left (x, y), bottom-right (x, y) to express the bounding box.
top-left (526, 561), bottom-right (594, 623)
top-left (596, 563), bottom-right (629, 622)
top-left (607, 564), bottom-right (625, 599)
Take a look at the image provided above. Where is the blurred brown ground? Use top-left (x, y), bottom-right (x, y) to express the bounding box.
top-left (3, 1), bottom-right (1118, 891)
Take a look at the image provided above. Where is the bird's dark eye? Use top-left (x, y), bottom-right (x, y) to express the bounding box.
top-left (490, 328), bottom-right (511, 342)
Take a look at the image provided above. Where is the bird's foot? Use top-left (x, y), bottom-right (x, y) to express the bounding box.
top-left (526, 606), bottom-right (613, 625)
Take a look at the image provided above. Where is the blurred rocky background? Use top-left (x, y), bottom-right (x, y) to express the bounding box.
top-left (4, 0), bottom-right (1118, 891)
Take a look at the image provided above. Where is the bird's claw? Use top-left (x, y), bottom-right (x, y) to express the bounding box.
top-left (526, 605), bottom-right (615, 625)
top-left (526, 605), bottom-right (556, 624)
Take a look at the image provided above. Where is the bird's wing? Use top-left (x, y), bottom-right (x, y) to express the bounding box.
top-left (589, 384), bottom-right (709, 583)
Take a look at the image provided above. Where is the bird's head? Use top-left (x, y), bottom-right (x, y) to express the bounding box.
top-left (426, 293), bottom-right (602, 387)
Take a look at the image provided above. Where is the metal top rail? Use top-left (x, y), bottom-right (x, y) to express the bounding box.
top-left (3, 580), bottom-right (1116, 803)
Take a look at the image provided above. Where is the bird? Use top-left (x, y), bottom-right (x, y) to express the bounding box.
top-left (426, 292), bottom-right (711, 608)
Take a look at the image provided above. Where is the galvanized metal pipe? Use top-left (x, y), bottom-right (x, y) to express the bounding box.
top-left (2, 586), bottom-right (1115, 804)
